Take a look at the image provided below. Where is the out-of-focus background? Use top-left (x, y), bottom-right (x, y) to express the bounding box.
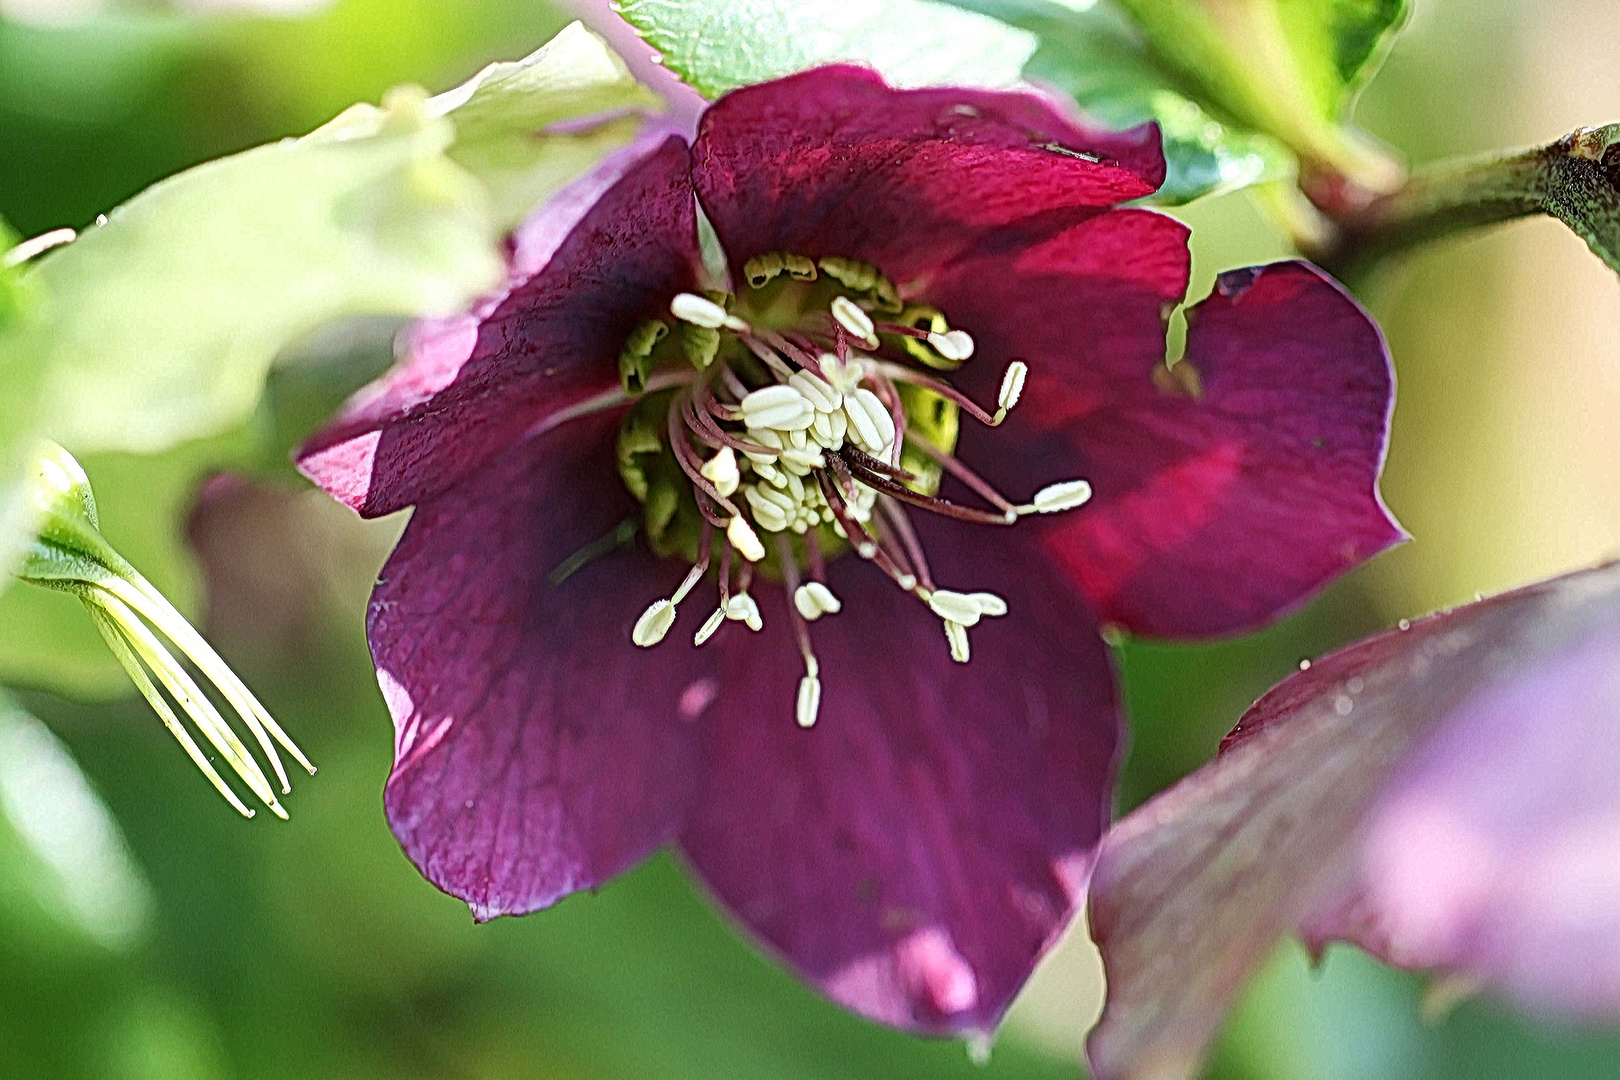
top-left (1, 0), bottom-right (1617, 1077)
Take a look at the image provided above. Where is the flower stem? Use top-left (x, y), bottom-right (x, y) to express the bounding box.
top-left (1312, 124), bottom-right (1620, 280)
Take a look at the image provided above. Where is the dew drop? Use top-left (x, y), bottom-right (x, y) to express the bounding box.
top-left (1398, 619), bottom-right (1411, 631)
top-left (1298, 659), bottom-right (1312, 671)
top-left (1334, 695), bottom-right (1354, 716)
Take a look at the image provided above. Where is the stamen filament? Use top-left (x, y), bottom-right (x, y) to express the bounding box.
top-left (839, 454), bottom-right (1016, 527)
top-left (871, 361), bottom-right (1002, 427)
top-left (878, 499), bottom-right (935, 592)
top-left (904, 435), bottom-right (1020, 520)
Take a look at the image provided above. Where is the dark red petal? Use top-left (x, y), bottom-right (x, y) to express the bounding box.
top-left (933, 250), bottom-right (1401, 639)
top-left (1084, 563), bottom-right (1620, 1080)
top-left (373, 412), bottom-right (717, 920)
top-left (677, 514), bottom-right (1123, 1035)
top-left (298, 133), bottom-right (699, 518)
top-left (691, 65), bottom-right (1164, 286)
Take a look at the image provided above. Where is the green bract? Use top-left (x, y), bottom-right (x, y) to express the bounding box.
top-left (614, 0), bottom-right (1038, 99)
top-left (1109, 0), bottom-right (1406, 192)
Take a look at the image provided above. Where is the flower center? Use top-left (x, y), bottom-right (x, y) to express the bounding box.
top-left (614, 252), bottom-right (1091, 728)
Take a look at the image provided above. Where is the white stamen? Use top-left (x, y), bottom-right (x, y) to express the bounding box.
top-left (780, 447), bottom-right (826, 471)
top-left (1025, 479), bottom-right (1093, 514)
top-left (694, 606), bottom-right (726, 646)
top-left (830, 295), bottom-right (877, 345)
top-left (739, 384), bottom-right (802, 415)
top-left (967, 591), bottom-right (1008, 617)
top-left (700, 447), bottom-right (739, 497)
top-left (632, 599), bottom-right (676, 647)
top-left (944, 620), bottom-right (971, 663)
top-left (3, 227), bottom-right (76, 267)
top-left (727, 515), bottom-right (766, 562)
top-left (928, 589), bottom-right (983, 627)
top-left (796, 674), bottom-right (823, 728)
top-left (788, 371), bottom-right (842, 412)
top-left (844, 388), bottom-right (893, 454)
top-left (793, 581), bottom-right (842, 621)
top-left (671, 291), bottom-right (748, 332)
top-left (725, 592), bottom-right (763, 631)
top-left (927, 329), bottom-right (975, 362)
top-left (996, 361), bottom-right (1027, 421)
top-left (819, 354), bottom-right (864, 395)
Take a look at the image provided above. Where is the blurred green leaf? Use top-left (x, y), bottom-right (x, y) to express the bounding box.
top-left (615, 0), bottom-right (1038, 99)
top-left (1109, 0), bottom-right (1406, 191)
top-left (18, 93), bottom-right (500, 459)
top-left (429, 21), bottom-right (655, 228)
top-left (949, 0), bottom-right (1291, 203)
top-left (0, 225), bottom-right (48, 588)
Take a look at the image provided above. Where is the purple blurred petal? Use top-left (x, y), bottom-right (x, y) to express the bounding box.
top-left (939, 257), bottom-right (1400, 639)
top-left (1086, 562), bottom-right (1620, 1080)
top-left (677, 515), bottom-right (1123, 1034)
top-left (373, 412), bottom-right (717, 920)
top-left (298, 134), bottom-right (699, 517)
top-left (691, 65), bottom-right (1163, 285)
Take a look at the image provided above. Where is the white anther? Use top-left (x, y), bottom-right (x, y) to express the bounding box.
top-left (694, 606), bottom-right (726, 645)
top-left (725, 592), bottom-right (763, 631)
top-left (1027, 479), bottom-right (1093, 514)
top-left (944, 620), bottom-right (971, 663)
top-left (727, 515), bottom-right (766, 562)
top-left (830, 295), bottom-right (877, 345)
top-left (811, 413), bottom-right (833, 444)
top-left (780, 447), bottom-right (825, 472)
top-left (700, 446), bottom-right (740, 497)
top-left (927, 329), bottom-right (975, 362)
top-left (743, 428), bottom-right (782, 465)
top-left (998, 361), bottom-right (1027, 414)
top-left (818, 354), bottom-right (864, 395)
top-left (827, 407), bottom-right (848, 448)
top-left (967, 591), bottom-right (1008, 617)
top-left (928, 589), bottom-right (984, 627)
top-left (788, 371), bottom-right (842, 412)
top-left (844, 388), bottom-right (894, 454)
top-left (671, 292), bottom-right (747, 332)
top-left (794, 581), bottom-right (842, 621)
top-left (796, 674), bottom-right (823, 728)
top-left (740, 391), bottom-right (814, 432)
top-left (632, 599), bottom-right (676, 647)
top-left (739, 384), bottom-right (803, 415)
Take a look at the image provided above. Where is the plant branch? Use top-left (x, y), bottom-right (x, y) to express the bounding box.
top-left (1309, 124), bottom-right (1620, 280)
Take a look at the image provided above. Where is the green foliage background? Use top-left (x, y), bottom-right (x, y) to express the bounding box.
top-left (1, 1), bottom-right (1618, 1078)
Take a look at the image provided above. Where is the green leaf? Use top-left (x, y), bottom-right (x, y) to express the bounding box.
top-left (1108, 0), bottom-right (1406, 191)
top-left (0, 225), bottom-right (49, 584)
top-left (615, 0), bottom-right (1038, 100)
top-left (425, 20), bottom-right (655, 229)
top-left (6, 22), bottom-right (645, 461)
top-left (16, 93), bottom-right (498, 459)
top-left (950, 0), bottom-right (1291, 203)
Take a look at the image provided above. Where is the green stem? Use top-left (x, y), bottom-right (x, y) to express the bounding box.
top-left (1314, 124), bottom-right (1620, 279)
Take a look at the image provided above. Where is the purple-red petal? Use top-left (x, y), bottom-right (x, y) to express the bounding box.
top-left (298, 134), bottom-right (699, 518)
top-left (372, 412), bottom-right (717, 920)
top-left (1085, 563), bottom-right (1620, 1080)
top-left (677, 514), bottom-right (1123, 1034)
top-left (935, 252), bottom-right (1401, 639)
top-left (691, 65), bottom-right (1164, 286)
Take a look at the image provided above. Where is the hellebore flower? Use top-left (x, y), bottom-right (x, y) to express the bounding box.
top-left (1087, 561), bottom-right (1620, 1080)
top-left (298, 65), bottom-right (1400, 1033)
